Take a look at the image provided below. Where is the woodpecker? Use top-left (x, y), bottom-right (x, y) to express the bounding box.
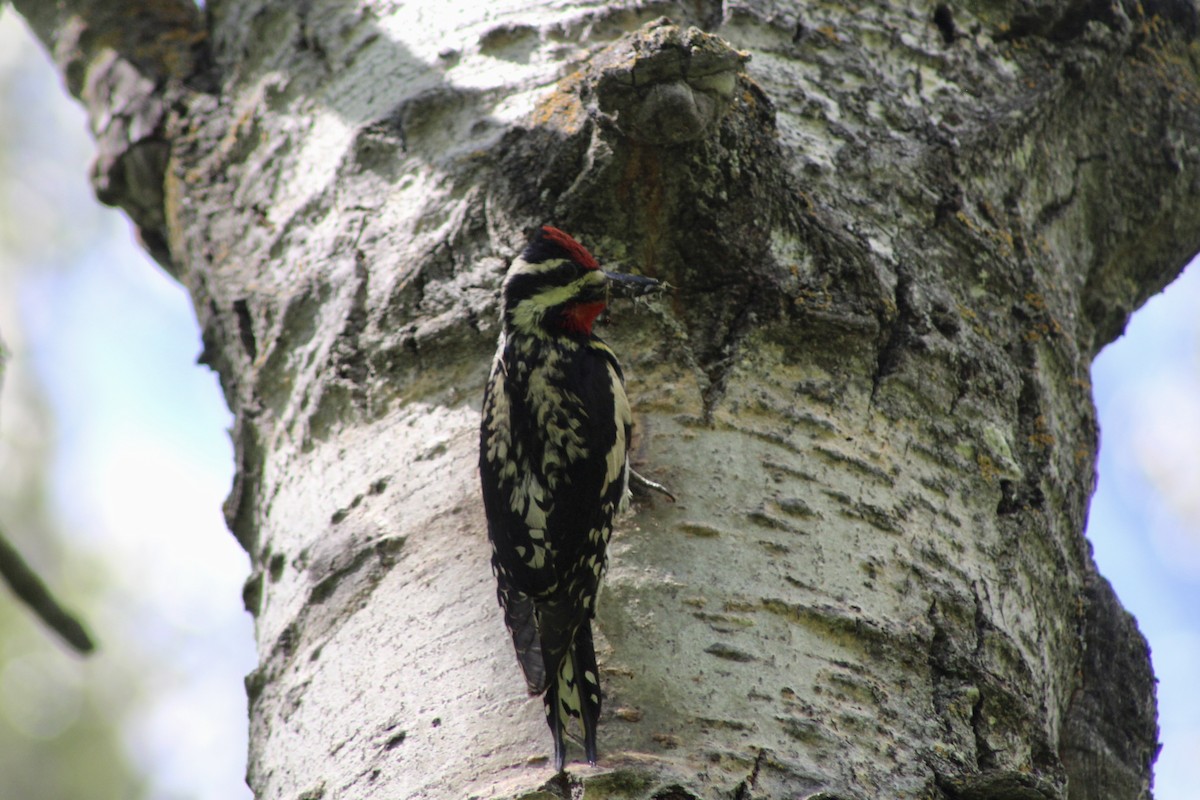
top-left (479, 226), bottom-right (659, 770)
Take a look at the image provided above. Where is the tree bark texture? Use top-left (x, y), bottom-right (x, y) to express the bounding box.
top-left (13, 0), bottom-right (1199, 798)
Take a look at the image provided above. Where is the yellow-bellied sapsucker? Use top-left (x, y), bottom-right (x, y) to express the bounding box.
top-left (479, 226), bottom-right (659, 770)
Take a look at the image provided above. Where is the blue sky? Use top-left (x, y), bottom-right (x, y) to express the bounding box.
top-left (0, 11), bottom-right (251, 799)
top-left (17, 245), bottom-right (253, 800)
top-left (1090, 263), bottom-right (1200, 796)
top-left (0, 8), bottom-right (1197, 799)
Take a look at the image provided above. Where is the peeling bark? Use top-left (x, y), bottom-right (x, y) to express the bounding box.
top-left (12, 0), bottom-right (1198, 798)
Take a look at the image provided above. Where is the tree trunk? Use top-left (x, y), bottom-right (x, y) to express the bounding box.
top-left (13, 0), bottom-right (1196, 797)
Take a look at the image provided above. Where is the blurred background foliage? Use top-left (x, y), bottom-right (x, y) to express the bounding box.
top-left (0, 4), bottom-right (1196, 799)
top-left (0, 9), bottom-right (143, 800)
top-left (0, 9), bottom-right (252, 800)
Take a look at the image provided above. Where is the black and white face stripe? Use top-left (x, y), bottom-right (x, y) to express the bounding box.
top-left (502, 256), bottom-right (608, 335)
top-left (502, 258), bottom-right (587, 307)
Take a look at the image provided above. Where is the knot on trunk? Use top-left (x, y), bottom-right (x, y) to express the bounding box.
top-left (588, 19), bottom-right (748, 145)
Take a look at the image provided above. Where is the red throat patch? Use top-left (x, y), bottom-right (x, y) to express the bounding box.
top-left (561, 300), bottom-right (607, 335)
top-left (540, 226), bottom-right (600, 270)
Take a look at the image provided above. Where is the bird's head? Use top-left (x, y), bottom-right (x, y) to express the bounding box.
top-left (502, 226), bottom-right (660, 337)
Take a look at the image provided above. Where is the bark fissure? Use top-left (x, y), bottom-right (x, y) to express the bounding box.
top-left (733, 747), bottom-right (768, 800)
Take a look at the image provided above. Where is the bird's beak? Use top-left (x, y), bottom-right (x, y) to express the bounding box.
top-left (604, 270), bottom-right (662, 299)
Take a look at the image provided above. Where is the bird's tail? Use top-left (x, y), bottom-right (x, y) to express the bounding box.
top-left (503, 592), bottom-right (547, 694)
top-left (544, 621), bottom-right (602, 771)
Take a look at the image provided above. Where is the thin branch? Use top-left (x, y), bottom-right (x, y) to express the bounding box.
top-left (0, 524), bottom-right (95, 654)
